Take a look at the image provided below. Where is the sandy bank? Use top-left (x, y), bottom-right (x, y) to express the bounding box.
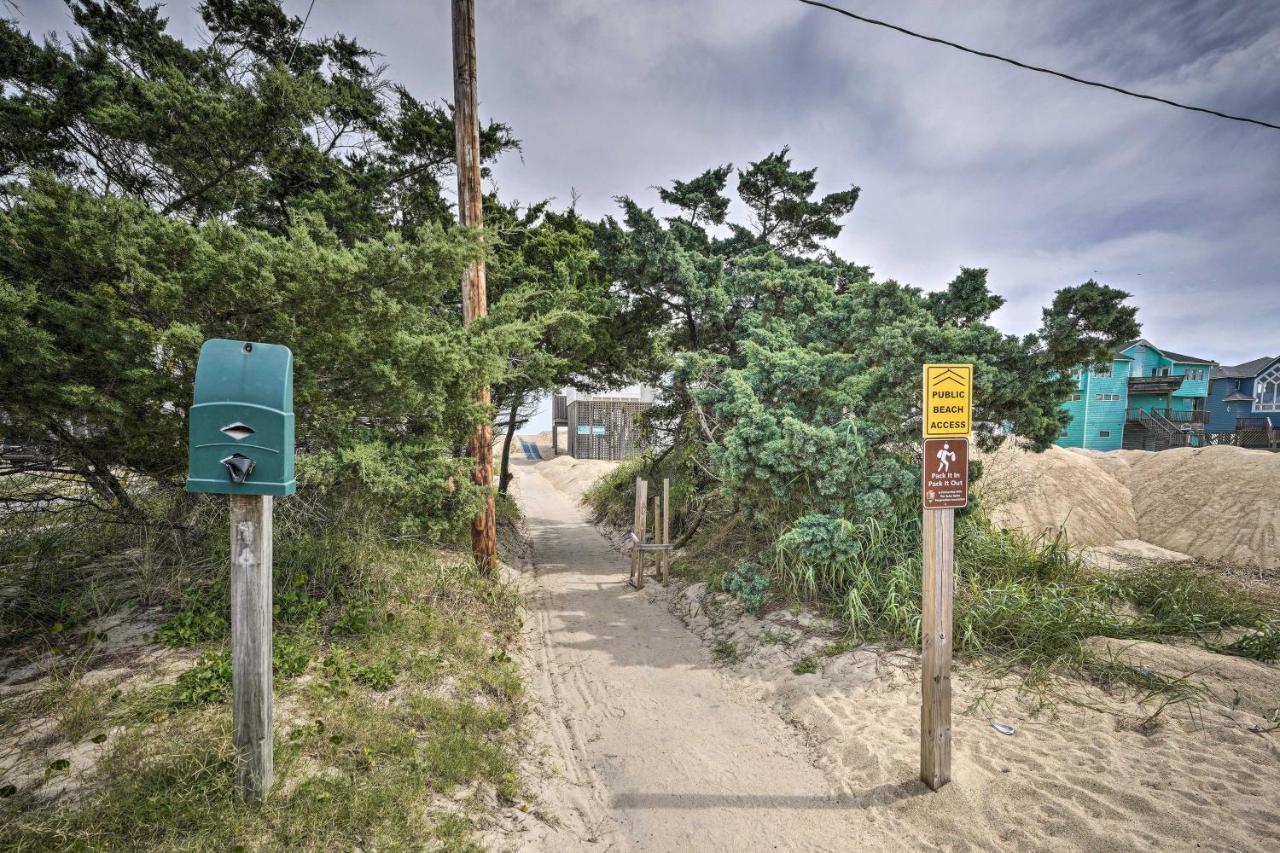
top-left (978, 443), bottom-right (1280, 569)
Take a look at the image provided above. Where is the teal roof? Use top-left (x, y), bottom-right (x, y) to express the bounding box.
top-left (1116, 339), bottom-right (1212, 365)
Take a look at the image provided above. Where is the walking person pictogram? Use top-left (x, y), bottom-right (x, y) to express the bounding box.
top-left (936, 442), bottom-right (956, 474)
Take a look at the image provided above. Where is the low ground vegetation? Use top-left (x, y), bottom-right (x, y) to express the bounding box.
top-left (587, 459), bottom-right (1280, 701)
top-left (0, 490), bottom-right (526, 851)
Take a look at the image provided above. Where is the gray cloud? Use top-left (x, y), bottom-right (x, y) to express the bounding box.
top-left (15, 0), bottom-right (1280, 367)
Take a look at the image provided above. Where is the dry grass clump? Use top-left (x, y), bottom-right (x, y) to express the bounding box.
top-left (0, 494), bottom-right (526, 851)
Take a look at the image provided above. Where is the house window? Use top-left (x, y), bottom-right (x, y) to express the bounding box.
top-left (1099, 430), bottom-right (1111, 438)
top-left (1093, 393), bottom-right (1120, 402)
top-left (1160, 367), bottom-right (1170, 376)
top-left (1068, 393), bottom-right (1081, 402)
top-left (1256, 363), bottom-right (1280, 412)
top-left (1185, 368), bottom-right (1204, 382)
top-left (1092, 365), bottom-right (1113, 378)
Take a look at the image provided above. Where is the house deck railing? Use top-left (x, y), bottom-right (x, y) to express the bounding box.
top-left (1125, 407), bottom-right (1208, 426)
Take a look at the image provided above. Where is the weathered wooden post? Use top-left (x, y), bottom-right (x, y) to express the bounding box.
top-left (633, 478), bottom-right (649, 589)
top-left (661, 477), bottom-right (671, 583)
top-left (230, 494), bottom-right (273, 797)
top-left (652, 493), bottom-right (660, 575)
top-left (920, 364), bottom-right (972, 792)
top-left (187, 339), bottom-right (296, 801)
top-left (630, 477), bottom-right (640, 585)
top-left (920, 500), bottom-right (953, 790)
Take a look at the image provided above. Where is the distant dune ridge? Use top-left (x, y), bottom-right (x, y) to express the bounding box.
top-left (513, 431), bottom-right (619, 498)
top-left (978, 443), bottom-right (1280, 569)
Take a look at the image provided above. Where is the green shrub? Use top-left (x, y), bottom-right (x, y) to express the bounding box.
top-left (156, 608), bottom-right (227, 648)
top-left (723, 562), bottom-right (771, 613)
top-left (273, 586), bottom-right (328, 627)
top-left (773, 514), bottom-right (921, 640)
top-left (273, 636), bottom-right (313, 679)
top-left (352, 657), bottom-right (398, 691)
top-left (172, 654), bottom-right (233, 706)
top-left (791, 657), bottom-right (819, 675)
top-left (333, 605), bottom-right (383, 637)
top-left (583, 458), bottom-right (647, 529)
top-left (748, 507), bottom-right (1279, 686)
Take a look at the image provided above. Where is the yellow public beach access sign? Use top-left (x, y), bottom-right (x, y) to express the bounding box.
top-left (922, 363), bottom-right (972, 438)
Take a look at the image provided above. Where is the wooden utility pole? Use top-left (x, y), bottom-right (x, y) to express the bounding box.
top-left (452, 0), bottom-right (497, 573)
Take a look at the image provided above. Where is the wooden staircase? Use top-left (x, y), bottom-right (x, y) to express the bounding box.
top-left (1124, 408), bottom-right (1191, 451)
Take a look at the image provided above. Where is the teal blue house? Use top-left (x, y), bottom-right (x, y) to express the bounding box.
top-left (1056, 339), bottom-right (1212, 451)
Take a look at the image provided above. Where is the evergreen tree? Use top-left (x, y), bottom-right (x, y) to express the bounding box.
top-left (0, 1), bottom-right (623, 531)
top-left (597, 151), bottom-right (1139, 539)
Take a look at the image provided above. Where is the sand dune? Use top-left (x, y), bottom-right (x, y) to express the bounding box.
top-left (979, 443), bottom-right (1280, 569)
top-left (511, 431), bottom-right (619, 500)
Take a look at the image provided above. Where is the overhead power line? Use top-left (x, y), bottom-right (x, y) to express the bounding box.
top-left (286, 0), bottom-right (317, 66)
top-left (795, 0), bottom-right (1280, 132)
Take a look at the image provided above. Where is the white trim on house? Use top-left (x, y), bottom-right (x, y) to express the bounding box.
top-left (563, 385), bottom-right (658, 405)
top-left (1255, 362), bottom-right (1280, 412)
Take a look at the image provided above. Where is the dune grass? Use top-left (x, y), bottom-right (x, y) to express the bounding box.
top-left (779, 512), bottom-right (1279, 683)
top-left (586, 459), bottom-right (1280, 692)
top-left (0, 492), bottom-right (526, 851)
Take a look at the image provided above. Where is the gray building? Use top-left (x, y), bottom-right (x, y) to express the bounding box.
top-left (552, 387), bottom-right (656, 460)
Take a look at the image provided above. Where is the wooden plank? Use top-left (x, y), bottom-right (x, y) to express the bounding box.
top-left (920, 506), bottom-right (953, 791)
top-left (634, 479), bottom-right (648, 589)
top-left (230, 494), bottom-right (273, 800)
top-left (662, 478), bottom-right (670, 583)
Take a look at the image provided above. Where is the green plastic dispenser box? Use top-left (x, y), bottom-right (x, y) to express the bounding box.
top-left (186, 339), bottom-right (296, 496)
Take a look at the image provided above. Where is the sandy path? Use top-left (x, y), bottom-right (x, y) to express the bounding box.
top-left (502, 446), bottom-right (1280, 852)
top-left (509, 458), bottom-right (860, 851)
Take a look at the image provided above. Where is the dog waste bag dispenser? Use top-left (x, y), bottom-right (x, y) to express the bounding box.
top-left (186, 339), bottom-right (296, 496)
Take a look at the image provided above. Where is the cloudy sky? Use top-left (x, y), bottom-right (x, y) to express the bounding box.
top-left (17, 0), bottom-right (1280, 416)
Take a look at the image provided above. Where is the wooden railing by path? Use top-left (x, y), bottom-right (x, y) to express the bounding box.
top-left (628, 477), bottom-right (671, 589)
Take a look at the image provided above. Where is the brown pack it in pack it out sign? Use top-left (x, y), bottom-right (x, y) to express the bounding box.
top-left (923, 438), bottom-right (968, 510)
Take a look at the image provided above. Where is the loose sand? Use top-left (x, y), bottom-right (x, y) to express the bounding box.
top-left (501, 447), bottom-right (1280, 851)
top-left (978, 443), bottom-right (1280, 569)
top-left (502, 454), bottom-right (863, 851)
top-left (675, 590), bottom-right (1280, 852)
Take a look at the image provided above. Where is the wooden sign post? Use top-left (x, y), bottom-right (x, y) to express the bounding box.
top-left (920, 364), bottom-right (972, 791)
top-left (186, 339), bottom-right (295, 801)
top-left (231, 494), bottom-right (273, 799)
